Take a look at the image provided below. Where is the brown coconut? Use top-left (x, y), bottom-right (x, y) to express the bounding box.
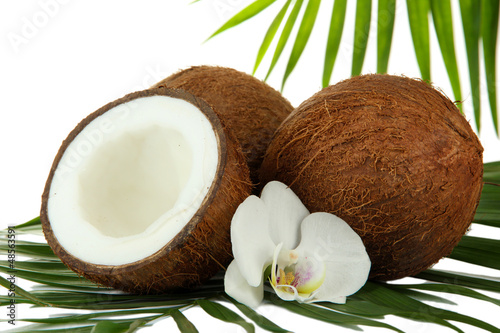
top-left (41, 88), bottom-right (252, 293)
top-left (152, 65), bottom-right (294, 185)
top-left (260, 74), bottom-right (484, 281)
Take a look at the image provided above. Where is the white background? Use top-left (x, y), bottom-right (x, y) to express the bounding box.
top-left (1, 0), bottom-right (500, 332)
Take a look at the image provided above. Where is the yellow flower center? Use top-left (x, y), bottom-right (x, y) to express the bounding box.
top-left (270, 243), bottom-right (326, 299)
top-left (278, 269), bottom-right (295, 286)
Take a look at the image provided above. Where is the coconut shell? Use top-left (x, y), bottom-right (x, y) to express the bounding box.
top-left (152, 65), bottom-right (293, 185)
top-left (260, 74), bottom-right (484, 281)
top-left (41, 88), bottom-right (252, 293)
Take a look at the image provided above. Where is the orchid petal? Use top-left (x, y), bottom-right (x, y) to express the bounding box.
top-left (260, 181), bottom-right (310, 249)
top-left (224, 260), bottom-right (264, 308)
top-left (270, 242), bottom-right (283, 286)
top-left (272, 284), bottom-right (316, 303)
top-left (271, 284), bottom-right (299, 301)
top-left (293, 255), bottom-right (326, 294)
top-left (231, 195), bottom-right (275, 287)
top-left (295, 212), bottom-right (371, 302)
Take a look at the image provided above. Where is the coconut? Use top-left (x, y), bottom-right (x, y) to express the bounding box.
top-left (41, 88), bottom-right (252, 293)
top-left (152, 65), bottom-right (293, 185)
top-left (260, 74), bottom-right (484, 281)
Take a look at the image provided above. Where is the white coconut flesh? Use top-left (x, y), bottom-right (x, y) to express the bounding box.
top-left (47, 96), bottom-right (219, 266)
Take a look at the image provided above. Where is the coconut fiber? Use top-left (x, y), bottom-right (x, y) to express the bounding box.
top-left (260, 74), bottom-right (484, 280)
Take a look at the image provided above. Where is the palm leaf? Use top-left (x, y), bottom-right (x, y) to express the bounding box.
top-left (351, 0), bottom-right (373, 77)
top-left (322, 0), bottom-right (348, 87)
top-left (449, 245), bottom-right (500, 270)
top-left (225, 295), bottom-right (290, 333)
top-left (0, 241), bottom-right (59, 260)
top-left (321, 297), bottom-right (419, 318)
top-left (90, 319), bottom-right (149, 333)
top-left (2, 161), bottom-right (500, 332)
top-left (0, 216), bottom-right (43, 235)
top-left (430, 0), bottom-right (463, 111)
top-left (17, 307), bottom-right (181, 324)
top-left (406, 0), bottom-right (431, 81)
top-left (481, 0), bottom-right (500, 135)
top-left (264, 0), bottom-right (304, 81)
top-left (484, 161), bottom-right (500, 182)
top-left (357, 282), bottom-right (462, 332)
top-left (282, 0), bottom-right (321, 89)
top-left (6, 324), bottom-right (95, 333)
top-left (11, 216), bottom-right (41, 229)
top-left (207, 0), bottom-right (277, 40)
top-left (391, 286), bottom-right (458, 305)
top-left (416, 269), bottom-right (500, 293)
top-left (196, 299), bottom-right (255, 333)
top-left (267, 291), bottom-right (405, 332)
top-left (361, 282), bottom-right (500, 333)
top-left (392, 283), bottom-right (500, 307)
top-left (0, 262), bottom-right (98, 289)
top-left (457, 235), bottom-right (500, 253)
top-left (459, 0), bottom-right (482, 130)
top-left (376, 0), bottom-right (396, 73)
top-left (474, 183), bottom-right (500, 227)
top-left (253, 0), bottom-right (292, 74)
top-left (0, 275), bottom-right (49, 307)
top-left (204, 0), bottom-right (500, 137)
top-left (171, 309), bottom-right (199, 333)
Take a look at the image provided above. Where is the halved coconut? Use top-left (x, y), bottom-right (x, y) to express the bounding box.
top-left (41, 88), bottom-right (252, 293)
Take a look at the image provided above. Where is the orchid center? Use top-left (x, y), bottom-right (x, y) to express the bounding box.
top-left (270, 243), bottom-right (326, 299)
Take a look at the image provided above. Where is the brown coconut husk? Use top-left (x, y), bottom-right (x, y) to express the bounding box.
top-left (152, 65), bottom-right (293, 186)
top-left (41, 88), bottom-right (252, 293)
top-left (260, 74), bottom-right (484, 281)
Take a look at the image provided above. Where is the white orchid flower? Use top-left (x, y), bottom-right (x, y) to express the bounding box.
top-left (224, 181), bottom-right (371, 308)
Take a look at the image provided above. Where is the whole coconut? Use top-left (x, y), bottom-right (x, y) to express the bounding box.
top-left (260, 74), bottom-right (483, 281)
top-left (152, 65), bottom-right (293, 185)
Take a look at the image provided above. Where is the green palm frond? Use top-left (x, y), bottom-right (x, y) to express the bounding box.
top-left (430, 0), bottom-right (463, 112)
top-left (482, 0), bottom-right (500, 135)
top-left (323, 0), bottom-right (347, 87)
top-left (253, 0), bottom-right (292, 75)
top-left (207, 0), bottom-right (500, 135)
top-left (459, 0), bottom-right (481, 127)
top-left (281, 0), bottom-right (321, 88)
top-left (264, 0), bottom-right (304, 81)
top-left (351, 0), bottom-right (372, 77)
top-left (2, 161), bottom-right (500, 332)
top-left (376, 0), bottom-right (396, 74)
top-left (406, 0), bottom-right (431, 81)
top-left (206, 0), bottom-right (277, 41)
